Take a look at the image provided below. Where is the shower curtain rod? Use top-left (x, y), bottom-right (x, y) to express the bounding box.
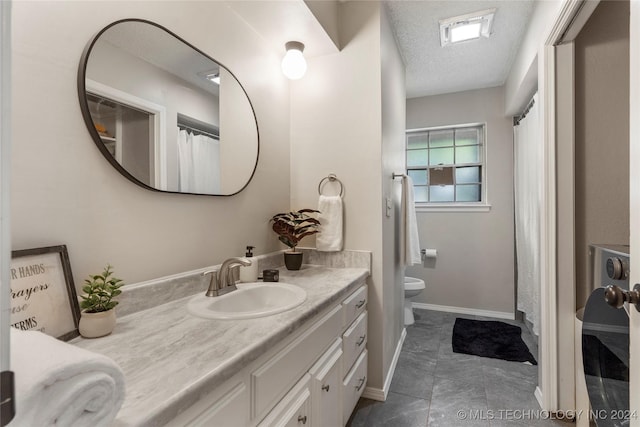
top-left (178, 124), bottom-right (220, 140)
top-left (513, 97), bottom-right (536, 126)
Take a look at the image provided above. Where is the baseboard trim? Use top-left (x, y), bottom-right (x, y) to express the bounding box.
top-left (412, 302), bottom-right (515, 320)
top-left (361, 386), bottom-right (385, 401)
top-left (361, 327), bottom-right (407, 402)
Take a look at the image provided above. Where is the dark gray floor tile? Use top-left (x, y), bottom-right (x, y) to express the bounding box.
top-left (403, 326), bottom-right (442, 353)
top-left (389, 360), bottom-right (435, 399)
top-left (428, 376), bottom-right (488, 416)
top-left (483, 359), bottom-right (537, 384)
top-left (397, 348), bottom-right (438, 370)
top-left (489, 413), bottom-right (575, 426)
top-left (346, 397), bottom-right (377, 427)
top-left (358, 392), bottom-right (430, 427)
top-left (428, 406), bottom-right (491, 427)
top-left (434, 357), bottom-right (484, 380)
top-left (413, 309), bottom-right (446, 328)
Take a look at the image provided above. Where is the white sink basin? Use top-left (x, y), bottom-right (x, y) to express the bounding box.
top-left (187, 282), bottom-right (307, 320)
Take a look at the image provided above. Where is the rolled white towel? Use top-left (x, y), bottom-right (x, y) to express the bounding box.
top-left (10, 329), bottom-right (125, 427)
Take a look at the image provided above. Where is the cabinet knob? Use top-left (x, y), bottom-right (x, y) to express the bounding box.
top-left (298, 415), bottom-right (307, 424)
top-left (356, 300), bottom-right (366, 308)
top-left (355, 376), bottom-right (366, 392)
top-left (356, 335), bottom-right (366, 346)
top-left (322, 384), bottom-right (330, 392)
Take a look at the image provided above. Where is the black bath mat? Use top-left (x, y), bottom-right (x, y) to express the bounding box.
top-left (452, 318), bottom-right (537, 365)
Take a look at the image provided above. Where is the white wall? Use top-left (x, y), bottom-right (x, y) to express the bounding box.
top-left (380, 4), bottom-right (406, 387)
top-left (504, 0), bottom-right (563, 115)
top-left (406, 86), bottom-right (515, 315)
top-left (11, 1), bottom-right (290, 289)
top-left (290, 1), bottom-right (405, 394)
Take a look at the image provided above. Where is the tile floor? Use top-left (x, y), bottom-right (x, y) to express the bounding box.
top-left (347, 309), bottom-right (573, 427)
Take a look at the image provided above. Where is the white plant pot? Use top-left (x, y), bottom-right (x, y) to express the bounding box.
top-left (79, 308), bottom-right (116, 338)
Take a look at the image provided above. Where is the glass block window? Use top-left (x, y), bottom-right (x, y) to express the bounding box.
top-left (406, 124), bottom-right (484, 203)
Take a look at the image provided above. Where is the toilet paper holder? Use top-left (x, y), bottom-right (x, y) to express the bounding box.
top-left (421, 249), bottom-right (437, 259)
top-left (421, 249), bottom-right (437, 268)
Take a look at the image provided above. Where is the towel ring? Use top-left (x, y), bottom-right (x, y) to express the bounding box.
top-left (318, 174), bottom-right (344, 197)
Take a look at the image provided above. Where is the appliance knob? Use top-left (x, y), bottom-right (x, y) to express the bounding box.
top-left (604, 284), bottom-right (640, 311)
top-left (606, 257), bottom-right (625, 280)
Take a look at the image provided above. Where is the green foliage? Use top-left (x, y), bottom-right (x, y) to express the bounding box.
top-left (270, 209), bottom-right (320, 251)
top-left (79, 264), bottom-right (124, 313)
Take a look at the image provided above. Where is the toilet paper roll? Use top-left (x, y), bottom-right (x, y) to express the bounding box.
top-left (422, 249), bottom-right (437, 258)
top-left (422, 249), bottom-right (437, 268)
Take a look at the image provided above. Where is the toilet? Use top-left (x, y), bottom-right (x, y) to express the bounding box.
top-left (404, 277), bottom-right (426, 325)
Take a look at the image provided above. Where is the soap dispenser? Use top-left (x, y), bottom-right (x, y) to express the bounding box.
top-left (239, 245), bottom-right (259, 283)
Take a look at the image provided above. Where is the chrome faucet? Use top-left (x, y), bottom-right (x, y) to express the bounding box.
top-left (203, 257), bottom-right (252, 297)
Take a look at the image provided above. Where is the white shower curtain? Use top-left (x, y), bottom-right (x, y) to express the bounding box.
top-left (177, 129), bottom-right (221, 194)
top-left (514, 93), bottom-right (541, 336)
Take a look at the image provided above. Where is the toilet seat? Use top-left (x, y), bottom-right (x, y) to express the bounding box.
top-left (404, 277), bottom-right (425, 291)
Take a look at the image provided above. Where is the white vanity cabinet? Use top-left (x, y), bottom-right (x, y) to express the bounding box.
top-left (166, 282), bottom-right (368, 427)
top-left (340, 285), bottom-right (368, 425)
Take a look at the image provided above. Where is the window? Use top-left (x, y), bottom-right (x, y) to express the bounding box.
top-left (406, 124), bottom-right (486, 206)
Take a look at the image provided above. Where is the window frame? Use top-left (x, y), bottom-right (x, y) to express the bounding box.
top-left (406, 122), bottom-right (491, 212)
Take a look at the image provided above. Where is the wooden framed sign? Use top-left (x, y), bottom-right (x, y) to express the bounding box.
top-left (10, 245), bottom-right (80, 341)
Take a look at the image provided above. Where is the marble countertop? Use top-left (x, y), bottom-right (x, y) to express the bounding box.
top-left (73, 265), bottom-right (369, 426)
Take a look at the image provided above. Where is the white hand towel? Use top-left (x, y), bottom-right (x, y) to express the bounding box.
top-left (402, 175), bottom-right (422, 266)
top-left (316, 195), bottom-right (343, 252)
top-left (10, 329), bottom-right (125, 427)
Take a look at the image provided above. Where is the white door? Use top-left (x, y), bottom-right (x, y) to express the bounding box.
top-left (629, 1), bottom-right (640, 425)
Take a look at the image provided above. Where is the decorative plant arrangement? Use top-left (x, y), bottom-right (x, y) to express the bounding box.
top-left (270, 209), bottom-right (320, 270)
top-left (78, 264), bottom-right (124, 338)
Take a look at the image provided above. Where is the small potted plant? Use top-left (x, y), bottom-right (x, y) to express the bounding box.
top-left (78, 264), bottom-right (124, 338)
top-left (271, 209), bottom-right (320, 270)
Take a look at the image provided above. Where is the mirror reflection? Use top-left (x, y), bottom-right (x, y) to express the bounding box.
top-left (79, 19), bottom-right (259, 195)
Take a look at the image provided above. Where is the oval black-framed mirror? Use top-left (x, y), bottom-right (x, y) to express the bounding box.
top-left (78, 19), bottom-right (259, 196)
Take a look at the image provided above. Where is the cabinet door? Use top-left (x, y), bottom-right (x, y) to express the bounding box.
top-left (258, 374), bottom-right (311, 427)
top-left (311, 339), bottom-right (343, 427)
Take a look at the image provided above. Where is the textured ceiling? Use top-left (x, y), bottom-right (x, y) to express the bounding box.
top-left (385, 0), bottom-right (534, 99)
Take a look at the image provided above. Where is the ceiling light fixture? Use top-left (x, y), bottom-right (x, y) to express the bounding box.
top-left (199, 70), bottom-right (220, 85)
top-left (281, 41), bottom-right (307, 80)
top-left (439, 8), bottom-right (496, 47)
top-left (205, 72), bottom-right (220, 85)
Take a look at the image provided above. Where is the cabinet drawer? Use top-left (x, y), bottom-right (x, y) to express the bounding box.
top-left (258, 374), bottom-right (311, 427)
top-left (342, 349), bottom-right (368, 425)
top-left (251, 305), bottom-right (342, 420)
top-left (342, 311), bottom-right (367, 373)
top-left (310, 339), bottom-right (342, 427)
top-left (342, 285), bottom-right (367, 329)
